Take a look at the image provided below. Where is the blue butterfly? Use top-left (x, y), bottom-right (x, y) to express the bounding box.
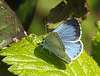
top-left (43, 18), bottom-right (83, 63)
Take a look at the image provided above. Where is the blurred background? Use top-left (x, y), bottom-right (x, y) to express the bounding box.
top-left (4, 0), bottom-right (100, 62)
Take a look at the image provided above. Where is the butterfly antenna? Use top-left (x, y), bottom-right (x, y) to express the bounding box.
top-left (45, 21), bottom-right (47, 35)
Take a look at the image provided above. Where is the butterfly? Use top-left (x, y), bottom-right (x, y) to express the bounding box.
top-left (43, 18), bottom-right (83, 63)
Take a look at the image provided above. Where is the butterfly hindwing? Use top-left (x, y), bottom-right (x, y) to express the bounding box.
top-left (64, 41), bottom-right (83, 60)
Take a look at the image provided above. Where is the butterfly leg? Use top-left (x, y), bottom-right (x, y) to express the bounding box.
top-left (38, 43), bottom-right (44, 53)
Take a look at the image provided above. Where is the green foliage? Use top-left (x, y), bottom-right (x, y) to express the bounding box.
top-left (0, 0), bottom-right (25, 48)
top-left (91, 21), bottom-right (100, 66)
top-left (0, 34), bottom-right (100, 76)
top-left (0, 57), bottom-right (15, 76)
top-left (16, 0), bottom-right (37, 31)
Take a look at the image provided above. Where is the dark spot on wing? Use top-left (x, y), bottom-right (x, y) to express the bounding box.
top-left (73, 55), bottom-right (76, 58)
top-left (77, 52), bottom-right (79, 55)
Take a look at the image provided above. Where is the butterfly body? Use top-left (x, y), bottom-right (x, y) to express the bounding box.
top-left (43, 18), bottom-right (83, 63)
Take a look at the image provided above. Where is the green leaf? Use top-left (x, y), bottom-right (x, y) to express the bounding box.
top-left (0, 56), bottom-right (15, 76)
top-left (0, 34), bottom-right (100, 76)
top-left (0, 0), bottom-right (25, 48)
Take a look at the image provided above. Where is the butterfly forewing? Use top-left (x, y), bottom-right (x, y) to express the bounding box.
top-left (53, 18), bottom-right (81, 42)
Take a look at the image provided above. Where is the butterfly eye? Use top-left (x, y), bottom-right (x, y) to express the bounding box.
top-left (42, 38), bottom-right (45, 41)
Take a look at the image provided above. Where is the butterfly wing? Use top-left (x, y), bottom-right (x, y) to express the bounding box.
top-left (53, 18), bottom-right (83, 60)
top-left (43, 18), bottom-right (83, 62)
top-left (53, 18), bottom-right (82, 42)
top-left (64, 41), bottom-right (83, 60)
top-left (43, 32), bottom-right (71, 63)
